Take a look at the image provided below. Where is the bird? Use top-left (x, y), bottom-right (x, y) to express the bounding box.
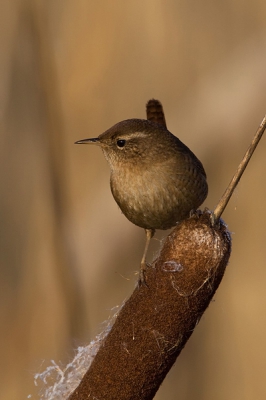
top-left (75, 100), bottom-right (208, 284)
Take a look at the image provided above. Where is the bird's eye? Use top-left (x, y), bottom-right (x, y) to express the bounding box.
top-left (116, 139), bottom-right (126, 148)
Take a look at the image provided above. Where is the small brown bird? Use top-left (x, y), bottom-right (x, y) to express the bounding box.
top-left (75, 100), bottom-right (208, 283)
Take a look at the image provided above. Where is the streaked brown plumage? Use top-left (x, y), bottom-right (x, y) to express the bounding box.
top-left (75, 103), bottom-right (208, 283)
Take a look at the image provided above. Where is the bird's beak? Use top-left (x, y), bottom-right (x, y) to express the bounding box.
top-left (75, 138), bottom-right (100, 145)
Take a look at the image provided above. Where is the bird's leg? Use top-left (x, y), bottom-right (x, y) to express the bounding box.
top-left (139, 228), bottom-right (155, 285)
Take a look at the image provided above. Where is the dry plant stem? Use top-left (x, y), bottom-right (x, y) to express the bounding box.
top-left (213, 115), bottom-right (266, 223)
top-left (69, 212), bottom-right (231, 400)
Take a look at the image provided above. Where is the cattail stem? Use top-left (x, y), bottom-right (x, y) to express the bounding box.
top-left (213, 115), bottom-right (266, 223)
top-left (69, 212), bottom-right (231, 400)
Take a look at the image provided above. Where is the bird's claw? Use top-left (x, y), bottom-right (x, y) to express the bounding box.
top-left (138, 263), bottom-right (150, 287)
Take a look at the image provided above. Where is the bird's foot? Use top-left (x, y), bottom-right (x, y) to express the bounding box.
top-left (138, 262), bottom-right (151, 287)
top-left (202, 208), bottom-right (220, 227)
top-left (189, 208), bottom-right (196, 218)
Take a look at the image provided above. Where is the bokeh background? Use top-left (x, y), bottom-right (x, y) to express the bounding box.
top-left (1, 1), bottom-right (266, 399)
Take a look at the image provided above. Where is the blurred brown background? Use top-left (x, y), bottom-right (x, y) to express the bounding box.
top-left (1, 1), bottom-right (266, 399)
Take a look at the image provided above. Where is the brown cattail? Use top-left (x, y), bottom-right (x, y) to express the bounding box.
top-left (69, 211), bottom-right (231, 400)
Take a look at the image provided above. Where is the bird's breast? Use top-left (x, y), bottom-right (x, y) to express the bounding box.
top-left (110, 160), bottom-right (208, 230)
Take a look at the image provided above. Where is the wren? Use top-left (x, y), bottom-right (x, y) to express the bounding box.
top-left (75, 100), bottom-right (208, 283)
